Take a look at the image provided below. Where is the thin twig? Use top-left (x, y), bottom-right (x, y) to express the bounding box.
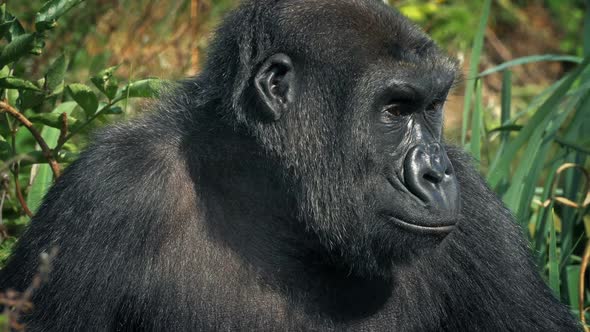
top-left (0, 101), bottom-right (61, 178)
top-left (13, 164), bottom-right (33, 218)
top-left (57, 112), bottom-right (68, 148)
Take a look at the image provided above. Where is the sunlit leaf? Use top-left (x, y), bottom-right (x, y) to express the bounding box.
top-left (120, 78), bottom-right (164, 99)
top-left (29, 113), bottom-right (79, 130)
top-left (45, 54), bottom-right (68, 92)
top-left (67, 83), bottom-right (98, 116)
top-left (478, 55), bottom-right (583, 78)
top-left (0, 77), bottom-right (41, 91)
top-left (35, 0), bottom-right (85, 32)
top-left (91, 65), bottom-right (120, 100)
top-left (27, 101), bottom-right (78, 213)
top-left (0, 33), bottom-right (36, 67)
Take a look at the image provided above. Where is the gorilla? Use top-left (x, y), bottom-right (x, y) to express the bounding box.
top-left (0, 0), bottom-right (581, 330)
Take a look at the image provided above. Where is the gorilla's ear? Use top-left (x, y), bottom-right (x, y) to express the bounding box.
top-left (254, 54), bottom-right (295, 121)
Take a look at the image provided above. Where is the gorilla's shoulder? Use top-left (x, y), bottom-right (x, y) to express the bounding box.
top-left (55, 110), bottom-right (192, 203)
top-left (93, 109), bottom-right (185, 160)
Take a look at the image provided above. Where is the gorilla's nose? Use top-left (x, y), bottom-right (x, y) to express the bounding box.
top-left (403, 143), bottom-right (460, 213)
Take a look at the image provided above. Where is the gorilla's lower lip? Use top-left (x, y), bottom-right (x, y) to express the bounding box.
top-left (387, 216), bottom-right (455, 235)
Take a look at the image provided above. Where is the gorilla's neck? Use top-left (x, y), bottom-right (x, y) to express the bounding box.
top-left (186, 113), bottom-right (303, 268)
top-left (184, 113), bottom-right (393, 321)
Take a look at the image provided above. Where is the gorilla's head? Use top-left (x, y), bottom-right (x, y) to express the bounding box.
top-left (205, 0), bottom-right (460, 278)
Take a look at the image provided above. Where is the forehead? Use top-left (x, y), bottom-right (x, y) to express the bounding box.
top-left (276, 0), bottom-right (456, 73)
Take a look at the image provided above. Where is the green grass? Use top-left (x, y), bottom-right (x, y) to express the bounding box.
top-left (463, 1), bottom-right (590, 325)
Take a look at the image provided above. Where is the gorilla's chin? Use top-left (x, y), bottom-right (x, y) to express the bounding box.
top-left (315, 215), bottom-right (446, 280)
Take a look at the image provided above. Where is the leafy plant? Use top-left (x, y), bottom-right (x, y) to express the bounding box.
top-left (0, 1), bottom-right (163, 328)
top-left (464, 0), bottom-right (590, 326)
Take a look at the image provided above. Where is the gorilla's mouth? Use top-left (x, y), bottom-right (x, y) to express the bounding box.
top-left (385, 176), bottom-right (457, 235)
top-left (386, 215), bottom-right (455, 235)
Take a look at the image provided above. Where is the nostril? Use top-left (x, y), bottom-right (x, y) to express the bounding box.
top-left (423, 171), bottom-right (443, 184)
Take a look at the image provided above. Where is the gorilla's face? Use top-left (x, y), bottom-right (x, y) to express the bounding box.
top-left (364, 63), bottom-right (460, 236)
top-left (250, 0), bottom-right (461, 277)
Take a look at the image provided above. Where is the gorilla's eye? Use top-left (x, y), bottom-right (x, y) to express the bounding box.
top-left (380, 102), bottom-right (412, 124)
top-left (384, 104), bottom-right (404, 117)
top-left (384, 97), bottom-right (415, 113)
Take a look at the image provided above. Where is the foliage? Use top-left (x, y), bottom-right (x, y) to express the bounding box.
top-left (463, 0), bottom-right (590, 326)
top-left (0, 1), bottom-right (162, 328)
top-left (392, 0), bottom-right (585, 56)
top-left (393, 0), bottom-right (482, 50)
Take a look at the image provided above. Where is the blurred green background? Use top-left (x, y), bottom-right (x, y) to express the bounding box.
top-left (0, 0), bottom-right (588, 329)
top-left (6, 0), bottom-right (586, 136)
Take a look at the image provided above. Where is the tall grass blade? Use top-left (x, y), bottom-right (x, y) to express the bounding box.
top-left (487, 59), bottom-right (590, 189)
top-left (477, 55), bottom-right (582, 78)
top-left (461, 0), bottom-right (491, 146)
top-left (470, 79), bottom-right (483, 162)
top-left (549, 207), bottom-right (560, 297)
top-left (585, 1), bottom-right (590, 57)
top-left (505, 93), bottom-right (585, 224)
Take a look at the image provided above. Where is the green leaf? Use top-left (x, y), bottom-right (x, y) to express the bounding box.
top-left (555, 137), bottom-right (590, 155)
top-left (470, 79), bottom-right (483, 162)
top-left (45, 54), bottom-right (68, 92)
top-left (0, 6), bottom-right (24, 41)
top-left (27, 154), bottom-right (56, 214)
top-left (2, 8), bottom-right (25, 41)
top-left (566, 265), bottom-right (581, 309)
top-left (27, 101), bottom-right (78, 213)
top-left (18, 90), bottom-right (45, 109)
top-left (0, 4), bottom-right (7, 23)
top-left (499, 70), bottom-right (512, 145)
top-left (7, 19), bottom-right (25, 40)
top-left (7, 87), bottom-right (18, 105)
top-left (35, 0), bottom-right (85, 32)
top-left (533, 160), bottom-right (564, 258)
top-left (91, 65), bottom-right (119, 100)
top-left (0, 18), bottom-right (15, 37)
top-left (0, 77), bottom-right (41, 91)
top-left (0, 33), bottom-right (36, 67)
top-left (584, 1), bottom-right (590, 57)
top-left (548, 208), bottom-right (560, 297)
top-left (51, 100), bottom-right (78, 116)
top-left (461, 0), bottom-right (491, 145)
top-left (18, 150), bottom-right (78, 167)
top-left (120, 78), bottom-right (163, 99)
top-left (487, 59), bottom-right (590, 188)
top-left (29, 113), bottom-right (79, 130)
top-left (67, 83), bottom-right (98, 116)
top-left (0, 66), bottom-right (9, 79)
top-left (488, 124), bottom-right (523, 134)
top-left (477, 55), bottom-right (583, 78)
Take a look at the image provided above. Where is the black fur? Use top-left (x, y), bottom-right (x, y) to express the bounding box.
top-left (0, 0), bottom-right (580, 330)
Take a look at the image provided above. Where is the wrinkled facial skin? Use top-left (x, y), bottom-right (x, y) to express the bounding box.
top-left (364, 64), bottom-right (461, 235)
